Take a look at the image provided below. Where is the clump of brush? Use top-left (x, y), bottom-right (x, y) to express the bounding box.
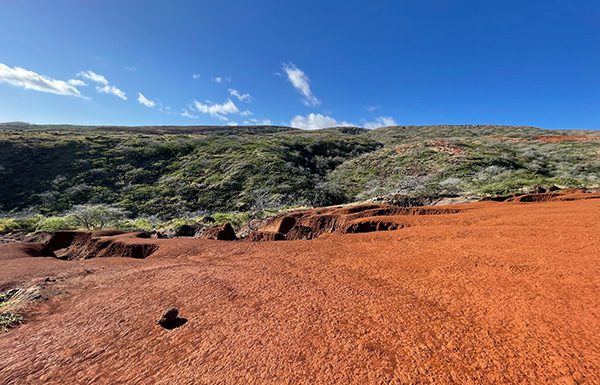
top-left (0, 286), bottom-right (41, 331)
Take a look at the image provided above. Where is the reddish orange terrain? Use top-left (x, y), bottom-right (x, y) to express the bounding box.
top-left (1, 190), bottom-right (600, 384)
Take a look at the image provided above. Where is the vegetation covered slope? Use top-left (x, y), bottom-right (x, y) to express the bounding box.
top-left (1, 123), bottom-right (599, 219)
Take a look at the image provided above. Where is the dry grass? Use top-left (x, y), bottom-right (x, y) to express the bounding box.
top-left (0, 286), bottom-right (40, 331)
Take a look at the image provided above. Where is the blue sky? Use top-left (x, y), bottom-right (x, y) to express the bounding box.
top-left (1, 0), bottom-right (599, 129)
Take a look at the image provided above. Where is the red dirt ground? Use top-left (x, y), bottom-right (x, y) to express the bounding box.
top-left (534, 135), bottom-right (600, 143)
top-left (1, 192), bottom-right (600, 384)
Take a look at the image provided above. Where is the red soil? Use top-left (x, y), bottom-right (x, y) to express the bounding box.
top-left (257, 203), bottom-right (462, 240)
top-left (1, 192), bottom-right (600, 384)
top-left (535, 135), bottom-right (600, 143)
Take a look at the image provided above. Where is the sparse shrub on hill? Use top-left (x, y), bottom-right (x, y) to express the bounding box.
top-left (35, 216), bottom-right (77, 232)
top-left (68, 204), bottom-right (128, 230)
top-left (0, 124), bottom-right (599, 223)
top-left (0, 215), bottom-right (45, 235)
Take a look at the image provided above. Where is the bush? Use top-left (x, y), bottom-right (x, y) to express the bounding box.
top-left (0, 215), bottom-right (44, 234)
top-left (35, 216), bottom-right (76, 232)
top-left (212, 212), bottom-right (250, 228)
top-left (114, 217), bottom-right (156, 231)
top-left (67, 204), bottom-right (129, 230)
top-left (0, 218), bottom-right (20, 234)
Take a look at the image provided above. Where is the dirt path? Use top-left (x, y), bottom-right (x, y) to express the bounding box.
top-left (1, 198), bottom-right (599, 384)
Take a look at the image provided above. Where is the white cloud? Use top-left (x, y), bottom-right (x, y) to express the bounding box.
top-left (366, 105), bottom-right (380, 112)
top-left (0, 63), bottom-right (82, 97)
top-left (290, 113), bottom-right (353, 130)
top-left (282, 63), bottom-right (320, 106)
top-left (362, 116), bottom-right (397, 129)
top-left (240, 110), bottom-right (253, 116)
top-left (290, 113), bottom-right (397, 130)
top-left (192, 73), bottom-right (201, 80)
top-left (212, 76), bottom-right (231, 83)
top-left (77, 70), bottom-right (126, 100)
top-left (193, 98), bottom-right (239, 120)
top-left (181, 109), bottom-right (197, 119)
top-left (67, 79), bottom-right (87, 87)
top-left (180, 109), bottom-right (198, 119)
top-left (97, 85), bottom-right (127, 100)
top-left (137, 92), bottom-right (156, 108)
top-left (77, 70), bottom-right (109, 85)
top-left (228, 88), bottom-right (253, 102)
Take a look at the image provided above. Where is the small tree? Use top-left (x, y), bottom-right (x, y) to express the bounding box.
top-left (68, 204), bottom-right (128, 230)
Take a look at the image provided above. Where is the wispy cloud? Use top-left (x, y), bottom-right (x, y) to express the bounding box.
top-left (192, 73), bottom-right (201, 80)
top-left (212, 76), bottom-right (231, 83)
top-left (77, 70), bottom-right (127, 100)
top-left (137, 92), bottom-right (157, 108)
top-left (180, 109), bottom-right (198, 119)
top-left (67, 79), bottom-right (87, 87)
top-left (77, 70), bottom-right (108, 85)
top-left (282, 63), bottom-right (320, 106)
top-left (228, 88), bottom-right (253, 102)
top-left (290, 113), bottom-right (352, 130)
top-left (97, 85), bottom-right (127, 100)
top-left (362, 116), bottom-right (397, 129)
top-left (366, 105), bottom-right (380, 112)
top-left (0, 63), bottom-right (82, 97)
top-left (193, 98), bottom-right (240, 120)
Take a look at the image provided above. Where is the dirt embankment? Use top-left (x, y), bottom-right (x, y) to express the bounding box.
top-left (251, 204), bottom-right (463, 241)
top-left (0, 231), bottom-right (158, 261)
top-left (250, 189), bottom-right (600, 241)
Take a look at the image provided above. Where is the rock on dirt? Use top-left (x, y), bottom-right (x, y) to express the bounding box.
top-left (202, 223), bottom-right (237, 241)
top-left (174, 225), bottom-right (198, 237)
top-left (158, 307), bottom-right (186, 329)
top-left (158, 308), bottom-right (178, 327)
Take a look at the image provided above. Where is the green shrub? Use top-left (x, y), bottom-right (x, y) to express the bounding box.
top-left (67, 204), bottom-right (128, 230)
top-left (211, 212), bottom-right (250, 228)
top-left (0, 218), bottom-right (19, 234)
top-left (35, 216), bottom-right (76, 232)
top-left (0, 215), bottom-right (44, 234)
top-left (0, 311), bottom-right (23, 331)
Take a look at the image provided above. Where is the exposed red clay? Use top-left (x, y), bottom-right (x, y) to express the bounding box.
top-left (0, 191), bottom-right (599, 384)
top-left (535, 135), bottom-right (600, 143)
top-left (256, 203), bottom-right (462, 240)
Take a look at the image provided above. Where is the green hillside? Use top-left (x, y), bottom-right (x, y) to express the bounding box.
top-left (1, 124), bottom-right (599, 220)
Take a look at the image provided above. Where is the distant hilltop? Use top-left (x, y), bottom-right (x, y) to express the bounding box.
top-left (0, 121), bottom-right (31, 127)
top-left (0, 121), bottom-right (592, 135)
top-left (0, 124), bottom-right (599, 219)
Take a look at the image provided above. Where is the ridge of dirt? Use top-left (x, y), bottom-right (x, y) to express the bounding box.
top-left (0, 231), bottom-right (159, 262)
top-left (255, 204), bottom-right (464, 240)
